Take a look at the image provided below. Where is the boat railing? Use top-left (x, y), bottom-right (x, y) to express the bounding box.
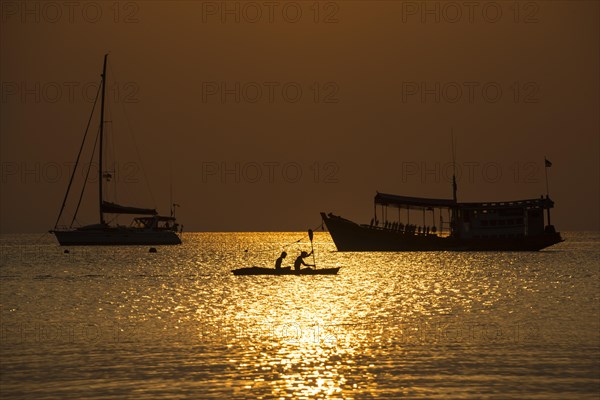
top-left (361, 222), bottom-right (447, 238)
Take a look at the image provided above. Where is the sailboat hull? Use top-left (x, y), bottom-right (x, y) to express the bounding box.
top-left (52, 228), bottom-right (182, 246)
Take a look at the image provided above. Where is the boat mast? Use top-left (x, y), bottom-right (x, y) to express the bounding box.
top-left (451, 130), bottom-right (457, 203)
top-left (450, 130), bottom-right (458, 236)
top-left (99, 54), bottom-right (108, 225)
top-left (170, 161), bottom-right (173, 217)
top-left (544, 156), bottom-right (552, 226)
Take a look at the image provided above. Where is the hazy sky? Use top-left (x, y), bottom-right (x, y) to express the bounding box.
top-left (1, 1), bottom-right (598, 232)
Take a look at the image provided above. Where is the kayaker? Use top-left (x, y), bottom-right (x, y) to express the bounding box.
top-left (275, 251), bottom-right (287, 269)
top-left (294, 251), bottom-right (314, 271)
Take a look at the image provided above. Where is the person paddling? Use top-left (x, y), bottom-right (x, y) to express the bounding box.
top-left (294, 251), bottom-right (314, 271)
top-left (275, 251), bottom-right (287, 270)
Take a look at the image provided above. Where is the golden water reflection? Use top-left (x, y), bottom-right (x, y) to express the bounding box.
top-left (0, 232), bottom-right (598, 398)
top-left (162, 233), bottom-right (588, 398)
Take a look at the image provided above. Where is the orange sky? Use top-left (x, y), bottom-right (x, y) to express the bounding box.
top-left (1, 1), bottom-right (598, 232)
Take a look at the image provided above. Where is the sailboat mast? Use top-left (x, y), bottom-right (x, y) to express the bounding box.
top-left (98, 54), bottom-right (108, 225)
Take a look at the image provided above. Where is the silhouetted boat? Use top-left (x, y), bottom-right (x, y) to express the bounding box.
top-left (322, 152), bottom-right (563, 251)
top-left (50, 54), bottom-right (182, 246)
top-left (232, 266), bottom-right (340, 275)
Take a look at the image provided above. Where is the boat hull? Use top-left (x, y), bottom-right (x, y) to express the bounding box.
top-left (52, 228), bottom-right (182, 246)
top-left (321, 213), bottom-right (563, 252)
top-left (232, 266), bottom-right (340, 276)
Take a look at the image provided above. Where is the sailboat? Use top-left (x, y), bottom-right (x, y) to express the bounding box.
top-left (50, 54), bottom-right (182, 245)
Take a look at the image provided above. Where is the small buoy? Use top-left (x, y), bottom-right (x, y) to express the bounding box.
top-left (149, 247), bottom-right (157, 253)
top-left (64, 249), bottom-right (70, 254)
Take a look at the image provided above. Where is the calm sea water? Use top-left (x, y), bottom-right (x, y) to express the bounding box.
top-left (1, 232), bottom-right (598, 399)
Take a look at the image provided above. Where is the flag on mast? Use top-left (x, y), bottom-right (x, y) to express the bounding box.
top-left (545, 158), bottom-right (552, 168)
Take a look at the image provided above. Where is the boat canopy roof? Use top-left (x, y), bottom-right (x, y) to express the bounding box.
top-left (375, 192), bottom-right (456, 209)
top-left (375, 192), bottom-right (554, 210)
top-left (101, 201), bottom-right (157, 215)
top-left (459, 197), bottom-right (554, 209)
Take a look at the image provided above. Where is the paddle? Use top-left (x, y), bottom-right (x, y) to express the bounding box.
top-left (308, 229), bottom-right (316, 269)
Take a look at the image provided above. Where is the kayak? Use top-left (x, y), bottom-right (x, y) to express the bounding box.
top-left (232, 266), bottom-right (340, 276)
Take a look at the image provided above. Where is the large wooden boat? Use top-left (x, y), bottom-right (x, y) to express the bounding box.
top-left (322, 159), bottom-right (563, 251)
